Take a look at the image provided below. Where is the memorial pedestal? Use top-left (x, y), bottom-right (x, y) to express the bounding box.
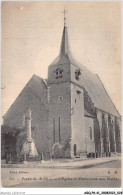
top-left (21, 139), bottom-right (38, 157)
top-left (21, 109), bottom-right (38, 160)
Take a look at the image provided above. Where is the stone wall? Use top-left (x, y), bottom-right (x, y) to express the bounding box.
top-left (48, 82), bottom-right (71, 158)
top-left (85, 116), bottom-right (95, 153)
top-left (71, 83), bottom-right (86, 157)
top-left (48, 63), bottom-right (70, 84)
top-left (115, 117), bottom-right (121, 153)
top-left (94, 108), bottom-right (121, 155)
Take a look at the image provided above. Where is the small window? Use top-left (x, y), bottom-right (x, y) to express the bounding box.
top-left (75, 69), bottom-right (81, 81)
top-left (59, 96), bottom-right (63, 101)
top-left (90, 127), bottom-right (92, 140)
top-left (54, 68), bottom-right (63, 79)
top-left (74, 144), bottom-right (77, 156)
top-left (76, 90), bottom-right (81, 98)
top-left (75, 99), bottom-right (76, 103)
top-left (76, 90), bottom-right (81, 95)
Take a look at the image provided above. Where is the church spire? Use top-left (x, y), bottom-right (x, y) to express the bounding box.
top-left (50, 9), bottom-right (78, 66)
top-left (60, 26), bottom-right (70, 56)
top-left (60, 9), bottom-right (70, 56)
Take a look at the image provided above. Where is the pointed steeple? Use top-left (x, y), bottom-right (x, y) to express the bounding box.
top-left (50, 10), bottom-right (73, 66)
top-left (59, 26), bottom-right (70, 57)
top-left (59, 9), bottom-right (70, 56)
top-left (50, 10), bottom-right (80, 68)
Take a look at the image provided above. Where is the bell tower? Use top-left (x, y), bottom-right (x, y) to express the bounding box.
top-left (48, 10), bottom-right (85, 158)
top-left (48, 26), bottom-right (71, 84)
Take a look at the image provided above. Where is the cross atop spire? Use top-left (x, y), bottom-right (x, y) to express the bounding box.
top-left (50, 9), bottom-right (76, 66)
top-left (62, 9), bottom-right (68, 27)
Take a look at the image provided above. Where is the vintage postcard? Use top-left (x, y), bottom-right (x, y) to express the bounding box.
top-left (1, 1), bottom-right (122, 192)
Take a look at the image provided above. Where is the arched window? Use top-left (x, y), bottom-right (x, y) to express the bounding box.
top-left (90, 127), bottom-right (92, 140)
top-left (55, 68), bottom-right (63, 79)
top-left (75, 69), bottom-right (81, 80)
top-left (59, 96), bottom-right (63, 101)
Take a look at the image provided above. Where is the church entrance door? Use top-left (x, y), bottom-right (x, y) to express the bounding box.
top-left (52, 143), bottom-right (62, 158)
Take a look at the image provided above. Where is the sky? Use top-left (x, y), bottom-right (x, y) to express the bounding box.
top-left (1, 1), bottom-right (121, 122)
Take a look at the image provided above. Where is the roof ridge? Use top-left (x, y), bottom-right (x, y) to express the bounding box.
top-left (32, 74), bottom-right (42, 80)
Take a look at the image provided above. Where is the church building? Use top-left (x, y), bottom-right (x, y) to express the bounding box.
top-left (2, 15), bottom-right (121, 160)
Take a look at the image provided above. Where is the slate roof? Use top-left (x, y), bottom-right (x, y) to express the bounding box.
top-left (3, 75), bottom-right (47, 118)
top-left (28, 74), bottom-right (47, 99)
top-left (50, 26), bottom-right (120, 118)
top-left (50, 26), bottom-right (79, 67)
top-left (81, 67), bottom-right (120, 117)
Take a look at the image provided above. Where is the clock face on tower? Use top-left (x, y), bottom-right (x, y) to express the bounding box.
top-left (75, 69), bottom-right (81, 80)
top-left (54, 68), bottom-right (63, 79)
